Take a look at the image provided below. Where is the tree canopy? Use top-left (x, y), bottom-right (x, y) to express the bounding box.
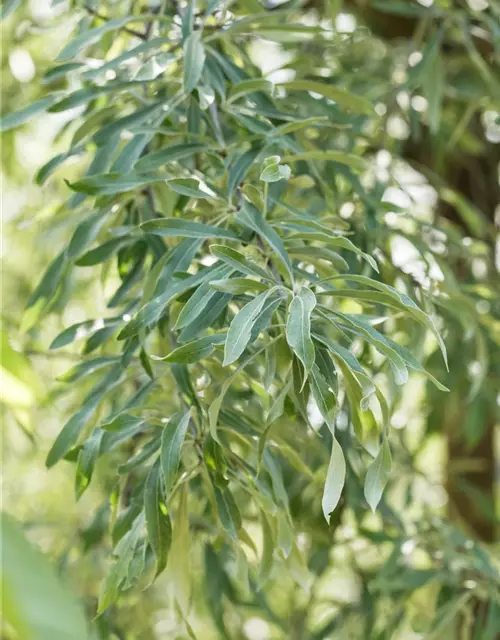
top-left (1, 0), bottom-right (500, 638)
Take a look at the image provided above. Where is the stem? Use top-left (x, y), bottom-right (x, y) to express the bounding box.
top-left (263, 182), bottom-right (269, 219)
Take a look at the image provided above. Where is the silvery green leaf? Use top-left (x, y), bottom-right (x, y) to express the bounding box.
top-left (364, 438), bottom-right (392, 512)
top-left (223, 289), bottom-right (275, 365)
top-left (184, 31), bottom-right (206, 93)
top-left (286, 287), bottom-right (316, 381)
top-left (322, 436), bottom-right (345, 523)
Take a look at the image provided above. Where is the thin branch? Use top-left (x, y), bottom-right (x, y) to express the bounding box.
top-left (85, 6), bottom-right (147, 40)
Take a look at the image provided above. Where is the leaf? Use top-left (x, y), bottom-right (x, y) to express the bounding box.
top-left (118, 267), bottom-right (215, 340)
top-left (280, 150), bottom-right (366, 172)
top-left (46, 366), bottom-right (122, 468)
top-left (35, 146), bottom-right (85, 185)
top-left (178, 293), bottom-right (231, 343)
top-left (57, 356), bottom-right (120, 383)
top-left (76, 237), bottom-right (132, 266)
top-left (167, 178), bottom-right (213, 199)
top-left (184, 31), bottom-right (206, 93)
top-left (98, 513), bottom-right (145, 614)
top-left (101, 413), bottom-right (145, 432)
top-left (135, 142), bottom-right (209, 172)
top-left (260, 162), bottom-right (291, 183)
top-left (237, 201), bottom-right (293, 280)
top-left (333, 313), bottom-right (409, 385)
top-left (144, 459), bottom-right (172, 577)
top-left (269, 116), bottom-right (328, 136)
top-left (93, 102), bottom-right (163, 146)
top-left (317, 275), bottom-right (447, 367)
top-left (67, 209), bottom-right (111, 260)
top-left (57, 17), bottom-right (131, 61)
top-left (0, 96), bottom-right (59, 132)
top-left (310, 364), bottom-right (336, 432)
top-left (133, 54), bottom-right (173, 81)
top-left (210, 278), bottom-right (268, 294)
top-left (258, 511), bottom-right (274, 587)
top-left (175, 276), bottom-right (225, 330)
top-left (279, 80), bottom-right (374, 116)
top-left (364, 438), bottom-right (392, 512)
top-left (161, 411), bottom-right (191, 495)
top-left (223, 288), bottom-right (275, 365)
top-left (167, 487), bottom-right (191, 618)
top-left (227, 78), bottom-right (273, 103)
top-left (210, 244), bottom-right (272, 281)
top-left (68, 172), bottom-right (164, 197)
top-left (264, 340), bottom-right (277, 392)
top-left (82, 37), bottom-right (170, 80)
top-left (214, 486), bottom-right (241, 540)
top-left (286, 287), bottom-right (316, 382)
top-left (153, 334), bottom-right (226, 364)
top-left (42, 62), bottom-right (85, 84)
top-left (26, 249), bottom-right (67, 311)
top-left (1, 0), bottom-right (22, 20)
top-left (141, 218), bottom-right (236, 239)
top-left (1, 514), bottom-right (89, 640)
top-left (75, 429), bottom-right (103, 500)
top-left (227, 147), bottom-right (261, 201)
top-left (50, 317), bottom-right (119, 350)
top-left (322, 436), bottom-right (346, 523)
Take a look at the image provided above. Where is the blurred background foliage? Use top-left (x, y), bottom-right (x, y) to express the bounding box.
top-left (1, 0), bottom-right (500, 639)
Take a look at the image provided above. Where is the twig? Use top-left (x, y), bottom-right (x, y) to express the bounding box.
top-left (85, 6), bottom-right (147, 40)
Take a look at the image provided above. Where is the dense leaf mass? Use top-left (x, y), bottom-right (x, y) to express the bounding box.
top-left (2, 0), bottom-right (500, 637)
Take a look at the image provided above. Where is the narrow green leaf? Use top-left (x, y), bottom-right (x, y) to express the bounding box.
top-left (46, 366), bottom-right (122, 467)
top-left (83, 37), bottom-right (170, 80)
top-left (210, 244), bottom-right (272, 281)
top-left (227, 78), bottom-right (273, 103)
top-left (93, 102), bottom-right (163, 146)
top-left (153, 334), bottom-right (226, 364)
top-left (76, 237), bottom-right (132, 266)
top-left (286, 287), bottom-right (316, 382)
top-left (237, 201), bottom-right (293, 280)
top-left (269, 116), bottom-right (328, 136)
top-left (279, 80), bottom-right (374, 116)
top-left (184, 31), bottom-right (206, 93)
top-left (35, 146), bottom-right (85, 185)
top-left (0, 96), bottom-right (59, 132)
top-left (161, 411), bottom-right (191, 495)
top-left (75, 429), bottom-right (103, 500)
top-left (1, 514), bottom-right (89, 640)
top-left (144, 459), bottom-right (172, 577)
top-left (68, 172), bottom-right (164, 197)
top-left (322, 436), bottom-right (345, 523)
top-left (1, 0), bottom-right (22, 20)
top-left (210, 278), bottom-right (268, 294)
top-left (67, 210), bottom-right (109, 260)
top-left (141, 218), bottom-right (237, 239)
top-left (136, 143), bottom-right (209, 172)
top-left (317, 275), bottom-right (447, 367)
top-left (98, 513), bottom-right (145, 614)
top-left (57, 356), bottom-right (120, 383)
top-left (101, 413), bottom-right (145, 433)
top-left (364, 438), bottom-right (392, 512)
top-left (228, 147), bottom-right (261, 201)
top-left (214, 486), bottom-right (240, 540)
top-left (223, 289), bottom-right (275, 365)
top-left (167, 178), bottom-right (213, 199)
top-left (167, 486), bottom-right (191, 616)
top-left (310, 364), bottom-right (336, 432)
top-left (258, 511), bottom-right (274, 587)
top-left (175, 277), bottom-right (224, 330)
top-left (57, 18), bottom-right (130, 61)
